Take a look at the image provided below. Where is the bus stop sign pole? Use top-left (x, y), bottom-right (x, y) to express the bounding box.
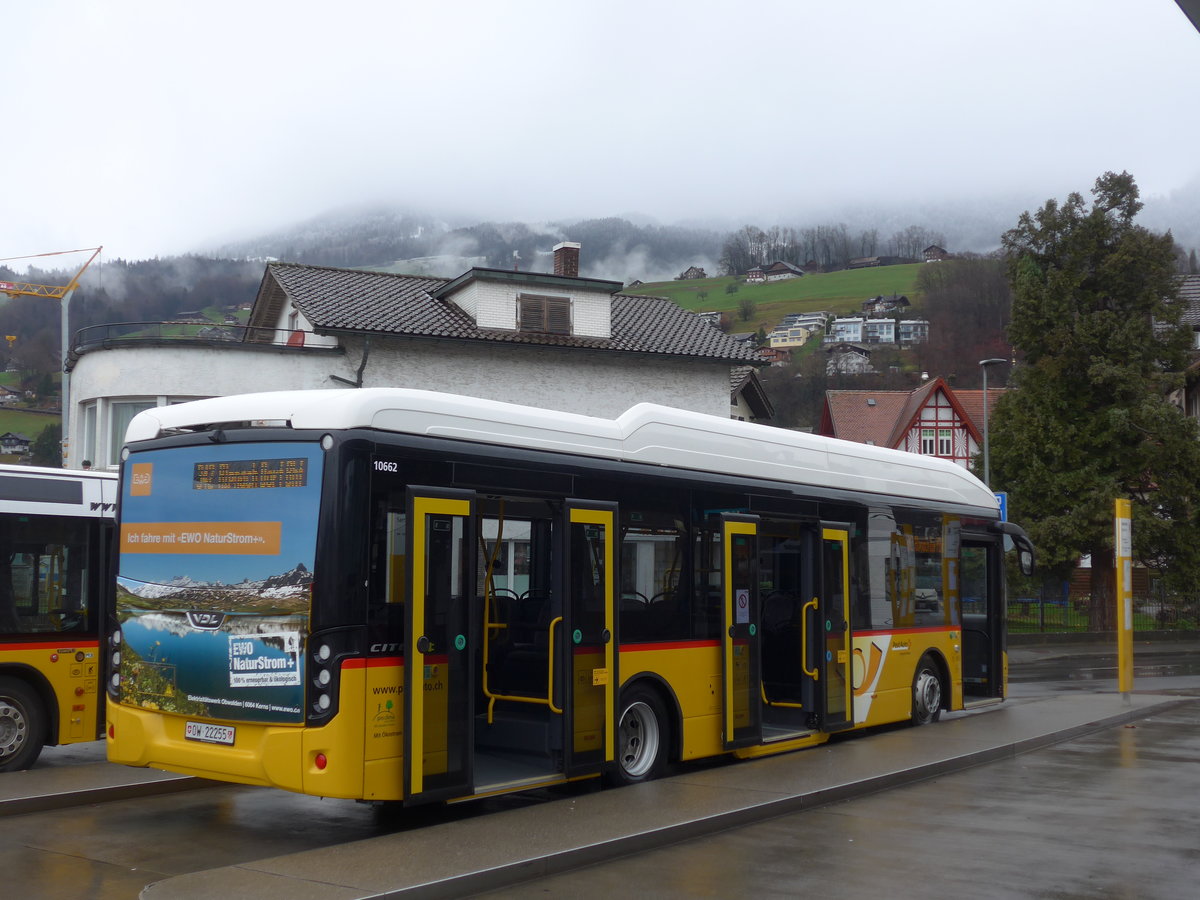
top-left (1115, 499), bottom-right (1133, 693)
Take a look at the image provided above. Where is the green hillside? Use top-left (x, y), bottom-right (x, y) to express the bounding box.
top-left (0, 408), bottom-right (58, 437)
top-left (629, 264), bottom-right (923, 332)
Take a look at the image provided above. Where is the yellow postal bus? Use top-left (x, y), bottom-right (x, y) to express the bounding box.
top-left (0, 463), bottom-right (116, 770)
top-left (106, 389), bottom-right (1033, 802)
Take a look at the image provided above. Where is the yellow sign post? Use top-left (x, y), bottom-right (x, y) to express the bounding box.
top-left (1114, 499), bottom-right (1133, 693)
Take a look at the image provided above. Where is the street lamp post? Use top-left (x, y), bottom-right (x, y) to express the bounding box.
top-left (979, 358), bottom-right (1006, 487)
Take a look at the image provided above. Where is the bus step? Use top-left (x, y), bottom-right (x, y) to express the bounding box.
top-left (475, 707), bottom-right (558, 755)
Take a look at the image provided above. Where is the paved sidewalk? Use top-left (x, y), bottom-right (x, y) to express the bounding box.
top-left (137, 690), bottom-right (1190, 900)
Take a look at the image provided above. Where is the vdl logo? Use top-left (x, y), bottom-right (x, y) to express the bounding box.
top-left (187, 611), bottom-right (226, 630)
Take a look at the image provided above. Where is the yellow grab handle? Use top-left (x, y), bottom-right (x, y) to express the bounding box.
top-left (801, 597), bottom-right (819, 680)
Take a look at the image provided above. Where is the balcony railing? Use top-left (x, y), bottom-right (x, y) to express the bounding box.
top-left (72, 322), bottom-right (320, 353)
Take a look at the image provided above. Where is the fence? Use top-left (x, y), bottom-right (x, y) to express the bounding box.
top-left (1008, 574), bottom-right (1199, 634)
top-left (72, 322), bottom-right (308, 350)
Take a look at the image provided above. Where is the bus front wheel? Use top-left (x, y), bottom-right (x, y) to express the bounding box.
top-left (0, 677), bottom-right (45, 771)
top-left (911, 655), bottom-right (943, 726)
top-left (608, 684), bottom-right (668, 786)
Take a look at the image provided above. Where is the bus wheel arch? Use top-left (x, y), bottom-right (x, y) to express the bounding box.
top-left (911, 652), bottom-right (947, 726)
top-left (0, 665), bottom-right (57, 740)
top-left (0, 673), bottom-right (49, 771)
top-left (606, 674), bottom-right (679, 786)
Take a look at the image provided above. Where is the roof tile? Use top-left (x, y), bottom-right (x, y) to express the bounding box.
top-left (258, 263), bottom-right (762, 364)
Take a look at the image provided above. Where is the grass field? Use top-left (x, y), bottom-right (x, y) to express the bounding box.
top-left (0, 407), bottom-right (59, 440)
top-left (629, 264), bottom-right (924, 333)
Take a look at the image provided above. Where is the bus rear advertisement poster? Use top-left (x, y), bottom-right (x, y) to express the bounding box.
top-left (115, 443), bottom-right (323, 726)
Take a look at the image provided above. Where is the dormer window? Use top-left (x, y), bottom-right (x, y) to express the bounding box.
top-left (519, 293), bottom-right (571, 335)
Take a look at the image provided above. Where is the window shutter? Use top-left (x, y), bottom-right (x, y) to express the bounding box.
top-left (545, 299), bottom-right (570, 334)
top-left (518, 294), bottom-right (571, 335)
top-left (519, 296), bottom-right (544, 332)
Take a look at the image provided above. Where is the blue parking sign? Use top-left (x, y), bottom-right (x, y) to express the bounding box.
top-left (994, 491), bottom-right (1008, 521)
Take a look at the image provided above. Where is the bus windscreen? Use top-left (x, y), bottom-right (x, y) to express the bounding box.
top-left (116, 443), bottom-right (324, 725)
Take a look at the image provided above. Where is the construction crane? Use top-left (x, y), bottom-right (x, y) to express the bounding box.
top-left (0, 246), bottom-right (103, 465)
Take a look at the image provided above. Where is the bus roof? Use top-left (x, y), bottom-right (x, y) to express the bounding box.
top-left (125, 389), bottom-right (1000, 513)
top-left (0, 462), bottom-right (117, 518)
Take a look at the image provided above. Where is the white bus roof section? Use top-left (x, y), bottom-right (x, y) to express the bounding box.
top-left (125, 388), bottom-right (999, 512)
top-left (0, 463), bottom-right (117, 519)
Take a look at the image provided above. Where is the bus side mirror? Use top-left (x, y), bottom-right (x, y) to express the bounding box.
top-left (1018, 547), bottom-right (1034, 577)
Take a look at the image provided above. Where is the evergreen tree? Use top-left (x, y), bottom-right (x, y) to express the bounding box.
top-left (30, 423), bottom-right (61, 468)
top-left (990, 172), bottom-right (1200, 629)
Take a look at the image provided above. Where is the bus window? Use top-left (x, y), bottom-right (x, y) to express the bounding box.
top-left (368, 505), bottom-right (407, 638)
top-left (880, 511), bottom-right (961, 629)
top-left (620, 516), bottom-right (688, 642)
top-left (0, 516), bottom-right (93, 635)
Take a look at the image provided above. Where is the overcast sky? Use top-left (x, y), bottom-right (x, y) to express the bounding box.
top-left (3, 0), bottom-right (1198, 270)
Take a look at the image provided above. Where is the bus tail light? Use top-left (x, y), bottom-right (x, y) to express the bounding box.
top-left (106, 625), bottom-right (123, 701)
top-left (315, 752), bottom-right (328, 770)
top-left (307, 628), bottom-right (354, 723)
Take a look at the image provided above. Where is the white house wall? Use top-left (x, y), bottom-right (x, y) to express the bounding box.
top-left (272, 304), bottom-right (338, 349)
top-left (444, 279), bottom-right (613, 337)
top-left (69, 339), bottom-right (730, 468)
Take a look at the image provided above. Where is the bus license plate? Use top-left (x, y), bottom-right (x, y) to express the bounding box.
top-left (185, 721), bottom-right (235, 745)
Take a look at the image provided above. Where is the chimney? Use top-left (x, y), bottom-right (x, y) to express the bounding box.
top-left (553, 241), bottom-right (581, 277)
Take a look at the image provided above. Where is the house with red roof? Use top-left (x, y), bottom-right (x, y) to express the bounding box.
top-left (817, 376), bottom-right (1003, 471)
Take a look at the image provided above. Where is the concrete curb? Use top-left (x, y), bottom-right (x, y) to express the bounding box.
top-left (0, 766), bottom-right (213, 817)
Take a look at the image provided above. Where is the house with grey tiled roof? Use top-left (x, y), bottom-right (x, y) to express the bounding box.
top-left (68, 243), bottom-right (766, 469)
top-left (824, 342), bottom-right (874, 375)
top-left (1179, 273), bottom-right (1200, 350)
top-left (730, 366), bottom-right (774, 423)
top-left (0, 432), bottom-right (31, 455)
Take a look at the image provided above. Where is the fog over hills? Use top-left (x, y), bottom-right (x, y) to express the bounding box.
top-left (207, 184), bottom-right (1200, 283)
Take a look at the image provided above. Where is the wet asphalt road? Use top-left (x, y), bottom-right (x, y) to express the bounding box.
top-left (14, 748), bottom-right (546, 898)
top-left (12, 648), bottom-right (1200, 899)
top-left (478, 650), bottom-right (1200, 900)
top-left (479, 698), bottom-right (1200, 899)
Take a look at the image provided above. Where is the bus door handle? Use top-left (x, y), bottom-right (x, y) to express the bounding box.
top-left (547, 617), bottom-right (563, 714)
top-left (801, 597), bottom-right (819, 680)
top-left (601, 629), bottom-right (611, 643)
top-left (416, 635), bottom-right (431, 654)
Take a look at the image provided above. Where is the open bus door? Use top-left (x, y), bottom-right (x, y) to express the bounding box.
top-left (404, 488), bottom-right (476, 804)
top-left (721, 514), bottom-right (761, 750)
top-left (561, 501), bottom-right (617, 777)
top-left (818, 527), bottom-right (853, 732)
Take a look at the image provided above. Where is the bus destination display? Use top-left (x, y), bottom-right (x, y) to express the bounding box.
top-left (193, 458), bottom-right (308, 490)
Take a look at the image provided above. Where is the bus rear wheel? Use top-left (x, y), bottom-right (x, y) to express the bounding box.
top-left (607, 684), bottom-right (668, 786)
top-left (0, 677), bottom-right (45, 771)
top-left (911, 655), bottom-right (943, 726)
